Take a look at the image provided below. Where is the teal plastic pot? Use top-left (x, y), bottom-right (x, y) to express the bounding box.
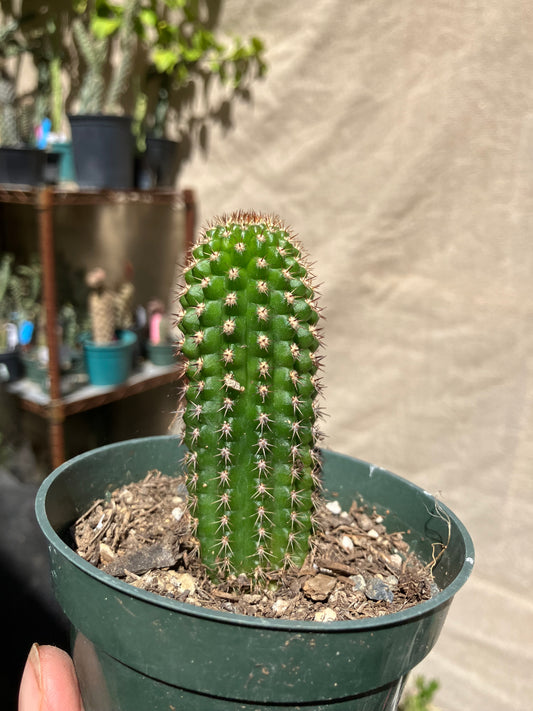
top-left (52, 141), bottom-right (76, 183)
top-left (146, 341), bottom-right (178, 366)
top-left (35, 436), bottom-right (473, 711)
top-left (83, 330), bottom-right (137, 386)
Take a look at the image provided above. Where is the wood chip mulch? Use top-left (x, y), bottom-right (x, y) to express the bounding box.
top-left (71, 470), bottom-right (436, 622)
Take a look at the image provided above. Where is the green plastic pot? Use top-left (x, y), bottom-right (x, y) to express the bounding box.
top-left (146, 341), bottom-right (178, 366)
top-left (83, 330), bottom-right (137, 386)
top-left (35, 436), bottom-right (474, 711)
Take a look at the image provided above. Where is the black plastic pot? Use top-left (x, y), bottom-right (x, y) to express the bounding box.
top-left (0, 348), bottom-right (23, 382)
top-left (136, 137), bottom-right (179, 189)
top-left (68, 115), bottom-right (134, 189)
top-left (36, 436), bottom-right (473, 711)
top-left (0, 146), bottom-right (45, 186)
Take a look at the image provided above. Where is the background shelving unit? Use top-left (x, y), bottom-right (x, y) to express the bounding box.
top-left (0, 186), bottom-right (196, 468)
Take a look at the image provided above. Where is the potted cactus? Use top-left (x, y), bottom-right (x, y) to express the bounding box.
top-left (0, 17), bottom-right (46, 186)
top-left (69, 0), bottom-right (140, 189)
top-left (35, 212), bottom-right (474, 710)
top-left (82, 267), bottom-right (137, 386)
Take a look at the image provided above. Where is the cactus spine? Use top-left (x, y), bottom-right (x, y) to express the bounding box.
top-left (177, 212), bottom-right (323, 582)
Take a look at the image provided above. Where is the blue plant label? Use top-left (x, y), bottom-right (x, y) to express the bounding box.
top-left (19, 320), bottom-right (34, 346)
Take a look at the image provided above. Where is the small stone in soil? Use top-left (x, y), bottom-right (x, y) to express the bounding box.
top-left (350, 573), bottom-right (366, 591)
top-left (302, 574), bottom-right (337, 601)
top-left (365, 577), bottom-right (394, 603)
top-left (325, 500), bottom-right (342, 515)
top-left (314, 607), bottom-right (337, 622)
top-left (103, 543), bottom-right (178, 577)
top-left (169, 572), bottom-right (196, 594)
top-left (340, 535), bottom-right (354, 553)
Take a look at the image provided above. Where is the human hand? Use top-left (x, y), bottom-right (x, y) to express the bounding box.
top-left (19, 643), bottom-right (84, 711)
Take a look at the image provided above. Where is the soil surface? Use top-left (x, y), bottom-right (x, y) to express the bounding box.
top-left (72, 470), bottom-right (436, 621)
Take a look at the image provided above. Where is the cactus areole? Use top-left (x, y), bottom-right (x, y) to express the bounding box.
top-left (177, 212), bottom-right (323, 581)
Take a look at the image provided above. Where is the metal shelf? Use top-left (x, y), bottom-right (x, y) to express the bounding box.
top-left (8, 361), bottom-right (180, 417)
top-left (0, 185), bottom-right (195, 468)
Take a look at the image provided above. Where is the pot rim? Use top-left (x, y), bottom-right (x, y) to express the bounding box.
top-left (35, 436), bottom-right (475, 633)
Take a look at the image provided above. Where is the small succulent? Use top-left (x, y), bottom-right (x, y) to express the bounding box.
top-left (177, 212), bottom-right (324, 582)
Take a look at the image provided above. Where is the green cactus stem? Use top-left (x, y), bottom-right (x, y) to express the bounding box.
top-left (0, 77), bottom-right (19, 146)
top-left (73, 0), bottom-right (140, 115)
top-left (177, 211), bottom-right (324, 582)
top-left (114, 263), bottom-right (135, 330)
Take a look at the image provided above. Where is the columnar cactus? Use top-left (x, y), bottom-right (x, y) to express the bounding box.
top-left (0, 77), bottom-right (19, 146)
top-left (73, 0), bottom-right (139, 115)
top-left (177, 212), bottom-right (323, 582)
top-left (86, 268), bottom-right (116, 344)
top-left (114, 264), bottom-right (135, 330)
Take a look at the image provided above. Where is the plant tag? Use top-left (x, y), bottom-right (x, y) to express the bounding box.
top-left (6, 323), bottom-right (18, 349)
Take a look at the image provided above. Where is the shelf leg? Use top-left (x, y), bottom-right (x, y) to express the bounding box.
top-left (38, 187), bottom-right (65, 468)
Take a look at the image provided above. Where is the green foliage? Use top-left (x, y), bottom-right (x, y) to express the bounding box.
top-left (399, 676), bottom-right (440, 711)
top-left (177, 212), bottom-right (323, 582)
top-left (137, 0), bottom-right (267, 138)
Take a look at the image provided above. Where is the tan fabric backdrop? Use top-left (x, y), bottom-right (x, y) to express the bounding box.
top-left (180, 1), bottom-right (533, 709)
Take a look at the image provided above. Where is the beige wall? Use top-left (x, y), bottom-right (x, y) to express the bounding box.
top-left (180, 2), bottom-right (533, 709)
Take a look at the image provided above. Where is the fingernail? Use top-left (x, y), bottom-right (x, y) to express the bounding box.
top-left (28, 643), bottom-right (42, 686)
top-left (19, 643), bottom-right (42, 711)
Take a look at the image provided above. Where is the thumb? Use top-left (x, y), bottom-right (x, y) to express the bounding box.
top-left (19, 643), bottom-right (84, 711)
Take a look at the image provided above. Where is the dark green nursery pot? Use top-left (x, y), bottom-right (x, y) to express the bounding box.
top-left (35, 436), bottom-right (474, 711)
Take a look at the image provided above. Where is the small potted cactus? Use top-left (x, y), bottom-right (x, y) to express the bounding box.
top-left (36, 212), bottom-right (474, 710)
top-left (68, 0), bottom-right (140, 189)
top-left (145, 298), bottom-right (178, 366)
top-left (0, 18), bottom-right (46, 186)
top-left (82, 267), bottom-right (137, 386)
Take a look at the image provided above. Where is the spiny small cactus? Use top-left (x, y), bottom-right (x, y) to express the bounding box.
top-left (0, 77), bottom-right (19, 146)
top-left (114, 263), bottom-right (135, 330)
top-left (177, 211), bottom-right (324, 582)
top-left (86, 268), bottom-right (116, 344)
top-left (73, 0), bottom-right (140, 115)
